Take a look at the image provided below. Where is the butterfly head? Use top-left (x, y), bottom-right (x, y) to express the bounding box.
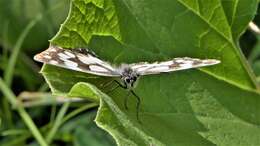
top-left (120, 67), bottom-right (139, 88)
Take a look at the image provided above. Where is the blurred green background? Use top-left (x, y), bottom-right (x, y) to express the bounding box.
top-left (0, 0), bottom-right (259, 145)
top-left (0, 0), bottom-right (115, 145)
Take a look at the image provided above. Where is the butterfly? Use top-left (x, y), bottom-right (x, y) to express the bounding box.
top-left (34, 45), bottom-right (220, 123)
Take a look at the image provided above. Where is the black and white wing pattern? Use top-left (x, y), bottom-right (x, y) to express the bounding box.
top-left (130, 57), bottom-right (220, 75)
top-left (34, 46), bottom-right (120, 77)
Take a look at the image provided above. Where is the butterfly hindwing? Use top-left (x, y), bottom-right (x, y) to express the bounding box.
top-left (131, 57), bottom-right (220, 75)
top-left (34, 46), bottom-right (120, 77)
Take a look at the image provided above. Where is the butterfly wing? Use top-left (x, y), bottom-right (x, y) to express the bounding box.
top-left (131, 57), bottom-right (220, 75)
top-left (34, 46), bottom-right (120, 77)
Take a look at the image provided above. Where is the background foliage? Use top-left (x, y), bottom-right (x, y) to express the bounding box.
top-left (0, 0), bottom-right (259, 146)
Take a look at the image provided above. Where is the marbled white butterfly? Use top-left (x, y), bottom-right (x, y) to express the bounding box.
top-left (34, 45), bottom-right (220, 123)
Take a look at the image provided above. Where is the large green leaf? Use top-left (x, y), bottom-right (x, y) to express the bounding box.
top-left (40, 0), bottom-right (260, 145)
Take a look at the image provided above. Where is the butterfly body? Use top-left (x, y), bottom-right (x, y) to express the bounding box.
top-left (117, 65), bottom-right (140, 89)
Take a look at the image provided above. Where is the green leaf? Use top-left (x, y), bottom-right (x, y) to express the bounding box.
top-left (40, 0), bottom-right (260, 145)
top-left (221, 0), bottom-right (258, 40)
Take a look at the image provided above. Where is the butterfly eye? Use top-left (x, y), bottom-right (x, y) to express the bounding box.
top-left (125, 78), bottom-right (130, 83)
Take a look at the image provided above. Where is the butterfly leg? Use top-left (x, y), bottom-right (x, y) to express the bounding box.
top-left (105, 84), bottom-right (120, 94)
top-left (124, 92), bottom-right (131, 110)
top-left (108, 81), bottom-right (141, 123)
top-left (130, 90), bottom-right (141, 124)
top-left (103, 80), bottom-right (130, 110)
top-left (113, 80), bottom-right (130, 110)
top-left (101, 79), bottom-right (115, 89)
top-left (102, 80), bottom-right (126, 93)
top-left (113, 80), bottom-right (127, 89)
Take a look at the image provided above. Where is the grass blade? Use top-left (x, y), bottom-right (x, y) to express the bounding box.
top-left (0, 78), bottom-right (48, 146)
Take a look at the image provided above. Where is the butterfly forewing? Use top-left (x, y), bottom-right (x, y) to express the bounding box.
top-left (131, 57), bottom-right (220, 75)
top-left (34, 46), bottom-right (120, 77)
